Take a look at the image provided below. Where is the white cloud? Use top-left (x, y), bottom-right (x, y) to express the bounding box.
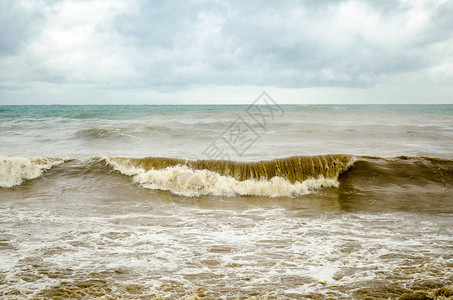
top-left (28, 0), bottom-right (136, 83)
top-left (0, 0), bottom-right (452, 104)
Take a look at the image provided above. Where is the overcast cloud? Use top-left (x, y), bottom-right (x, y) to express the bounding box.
top-left (0, 0), bottom-right (452, 104)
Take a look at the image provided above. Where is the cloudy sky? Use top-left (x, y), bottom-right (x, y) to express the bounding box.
top-left (0, 0), bottom-right (452, 104)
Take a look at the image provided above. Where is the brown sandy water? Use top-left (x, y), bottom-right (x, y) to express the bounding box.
top-left (1, 104), bottom-right (453, 298)
top-left (0, 156), bottom-right (452, 299)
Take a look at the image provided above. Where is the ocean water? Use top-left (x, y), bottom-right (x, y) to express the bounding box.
top-left (0, 104), bottom-right (452, 299)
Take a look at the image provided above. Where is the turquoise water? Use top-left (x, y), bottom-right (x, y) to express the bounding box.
top-left (1, 104), bottom-right (453, 160)
top-left (0, 105), bottom-right (246, 119)
top-left (1, 104), bottom-right (453, 119)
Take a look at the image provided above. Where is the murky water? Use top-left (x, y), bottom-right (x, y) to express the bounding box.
top-left (1, 105), bottom-right (452, 299)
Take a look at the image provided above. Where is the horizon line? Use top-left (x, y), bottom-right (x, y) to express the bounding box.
top-left (1, 103), bottom-right (453, 106)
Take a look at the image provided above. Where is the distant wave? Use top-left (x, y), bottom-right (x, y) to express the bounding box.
top-left (73, 124), bottom-right (209, 140)
top-left (0, 156), bottom-right (66, 188)
top-left (73, 128), bottom-right (133, 140)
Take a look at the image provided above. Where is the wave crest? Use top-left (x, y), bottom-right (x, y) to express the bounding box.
top-left (74, 128), bottom-right (125, 139)
top-left (105, 155), bottom-right (354, 197)
top-left (0, 156), bottom-right (65, 188)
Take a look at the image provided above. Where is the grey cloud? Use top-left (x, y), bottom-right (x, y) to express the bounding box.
top-left (0, 1), bottom-right (43, 56)
top-left (215, 1), bottom-right (437, 87)
top-left (107, 0), bottom-right (452, 89)
top-left (114, 1), bottom-right (229, 48)
top-left (0, 0), bottom-right (452, 95)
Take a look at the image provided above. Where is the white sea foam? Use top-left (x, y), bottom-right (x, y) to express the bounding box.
top-left (0, 156), bottom-right (65, 188)
top-left (105, 158), bottom-right (339, 197)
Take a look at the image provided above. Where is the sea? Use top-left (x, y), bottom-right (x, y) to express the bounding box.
top-left (0, 103), bottom-right (452, 299)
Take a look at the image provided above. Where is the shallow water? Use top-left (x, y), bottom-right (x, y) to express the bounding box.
top-left (0, 105), bottom-right (452, 299)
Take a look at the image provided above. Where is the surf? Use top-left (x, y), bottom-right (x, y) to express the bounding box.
top-left (1, 154), bottom-right (452, 200)
top-left (0, 156), bottom-right (66, 188)
top-left (103, 155), bottom-right (354, 197)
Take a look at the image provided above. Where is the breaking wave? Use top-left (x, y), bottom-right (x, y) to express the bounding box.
top-left (104, 155), bottom-right (354, 197)
top-left (2, 154), bottom-right (452, 199)
top-left (0, 156), bottom-right (66, 188)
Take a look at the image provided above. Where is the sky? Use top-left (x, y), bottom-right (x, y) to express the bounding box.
top-left (0, 0), bottom-right (452, 104)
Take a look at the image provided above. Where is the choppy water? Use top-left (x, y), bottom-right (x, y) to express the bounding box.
top-left (0, 104), bottom-right (452, 299)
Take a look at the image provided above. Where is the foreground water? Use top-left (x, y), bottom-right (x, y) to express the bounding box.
top-left (0, 104), bottom-right (452, 299)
